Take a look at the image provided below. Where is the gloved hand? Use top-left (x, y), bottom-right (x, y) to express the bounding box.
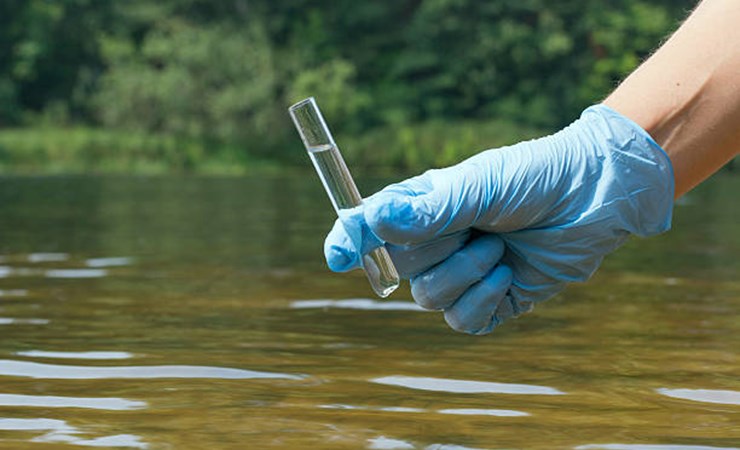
top-left (324, 104), bottom-right (674, 334)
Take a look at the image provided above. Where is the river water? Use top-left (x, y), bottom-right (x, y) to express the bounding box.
top-left (0, 173), bottom-right (737, 449)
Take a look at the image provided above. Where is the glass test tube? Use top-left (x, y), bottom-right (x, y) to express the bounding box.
top-left (289, 97), bottom-right (400, 298)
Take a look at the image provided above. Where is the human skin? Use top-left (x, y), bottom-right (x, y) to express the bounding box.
top-left (603, 0), bottom-right (740, 198)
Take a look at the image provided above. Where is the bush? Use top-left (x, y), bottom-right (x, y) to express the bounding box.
top-left (339, 118), bottom-right (547, 171)
top-left (94, 19), bottom-right (278, 157)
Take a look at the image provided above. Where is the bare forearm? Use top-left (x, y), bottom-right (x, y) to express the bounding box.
top-left (604, 0), bottom-right (740, 198)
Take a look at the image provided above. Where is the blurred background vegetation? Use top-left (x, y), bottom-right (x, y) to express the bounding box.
top-left (0, 0), bottom-right (696, 174)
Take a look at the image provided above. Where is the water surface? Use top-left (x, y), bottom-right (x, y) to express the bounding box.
top-left (0, 174), bottom-right (737, 449)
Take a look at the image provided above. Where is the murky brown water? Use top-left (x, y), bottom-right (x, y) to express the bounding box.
top-left (0, 173), bottom-right (737, 449)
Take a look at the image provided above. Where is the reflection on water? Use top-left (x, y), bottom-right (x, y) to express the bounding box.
top-left (319, 404), bottom-right (424, 413)
top-left (0, 266), bottom-right (32, 277)
top-left (36, 432), bottom-right (148, 449)
top-left (576, 445), bottom-right (740, 450)
top-left (318, 404), bottom-right (528, 417)
top-left (368, 436), bottom-right (416, 450)
top-left (28, 253), bottom-right (69, 263)
top-left (372, 375), bottom-right (564, 395)
top-left (0, 418), bottom-right (73, 431)
top-left (0, 418), bottom-right (148, 449)
top-left (15, 350), bottom-right (134, 359)
top-left (0, 289), bottom-right (28, 297)
top-left (368, 436), bottom-right (485, 450)
top-left (0, 266), bottom-right (107, 278)
top-left (0, 318), bottom-right (49, 325)
top-left (656, 388), bottom-right (740, 406)
top-left (424, 445), bottom-right (485, 450)
top-left (368, 436), bottom-right (415, 450)
top-left (0, 174), bottom-right (737, 449)
top-left (0, 360), bottom-right (305, 380)
top-left (85, 256), bottom-right (134, 267)
top-left (291, 298), bottom-right (426, 311)
top-left (437, 408), bottom-right (529, 417)
top-left (44, 268), bottom-right (108, 278)
top-left (0, 393), bottom-right (145, 410)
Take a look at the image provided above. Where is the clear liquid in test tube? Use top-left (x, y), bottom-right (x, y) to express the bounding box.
top-left (289, 97), bottom-right (400, 298)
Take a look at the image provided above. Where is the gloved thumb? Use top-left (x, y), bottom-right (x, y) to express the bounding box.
top-left (324, 165), bottom-right (486, 271)
top-left (364, 166), bottom-right (483, 245)
top-left (324, 205), bottom-right (384, 273)
top-left (362, 193), bottom-right (437, 245)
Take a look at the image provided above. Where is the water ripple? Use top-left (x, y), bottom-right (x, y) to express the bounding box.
top-left (45, 268), bottom-right (108, 279)
top-left (576, 445), bottom-right (740, 450)
top-left (0, 266), bottom-right (108, 278)
top-left (85, 257), bottom-right (135, 268)
top-left (319, 403), bottom-right (529, 417)
top-left (372, 375), bottom-right (564, 395)
top-left (16, 350), bottom-right (133, 360)
top-left (437, 408), bottom-right (529, 417)
top-left (426, 445), bottom-right (486, 450)
top-left (291, 299), bottom-right (425, 311)
top-left (0, 393), bottom-right (145, 410)
top-left (28, 253), bottom-right (69, 263)
top-left (368, 437), bottom-right (485, 450)
top-left (0, 360), bottom-right (305, 380)
top-left (37, 432), bottom-right (148, 449)
top-left (0, 289), bottom-right (28, 297)
top-left (656, 388), bottom-right (740, 406)
top-left (319, 404), bottom-right (425, 413)
top-left (0, 318), bottom-right (49, 325)
top-left (0, 418), bottom-right (148, 449)
top-left (368, 436), bottom-right (415, 450)
top-left (0, 266), bottom-right (33, 277)
top-left (0, 418), bottom-right (71, 431)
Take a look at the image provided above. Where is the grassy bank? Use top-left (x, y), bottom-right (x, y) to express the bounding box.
top-left (0, 119), bottom-right (548, 175)
top-left (0, 127), bottom-right (280, 175)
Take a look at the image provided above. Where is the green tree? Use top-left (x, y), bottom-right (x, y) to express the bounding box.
top-left (94, 19), bottom-right (277, 153)
top-left (0, 0), bottom-right (113, 125)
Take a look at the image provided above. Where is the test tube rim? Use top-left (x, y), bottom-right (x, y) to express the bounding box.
top-left (289, 96), bottom-right (337, 150)
top-left (288, 96), bottom-right (316, 113)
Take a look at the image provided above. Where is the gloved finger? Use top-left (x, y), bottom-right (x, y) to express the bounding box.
top-left (500, 237), bottom-right (570, 304)
top-left (388, 230), bottom-right (470, 279)
top-left (443, 264), bottom-right (513, 335)
top-left (324, 215), bottom-right (470, 275)
top-left (322, 173), bottom-right (436, 273)
top-left (410, 234), bottom-right (505, 310)
top-left (469, 292), bottom-right (535, 336)
top-left (364, 165), bottom-right (484, 245)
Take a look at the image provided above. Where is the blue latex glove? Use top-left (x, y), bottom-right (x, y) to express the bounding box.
top-left (325, 105), bottom-right (674, 334)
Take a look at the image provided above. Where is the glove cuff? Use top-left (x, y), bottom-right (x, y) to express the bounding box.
top-left (581, 104), bottom-right (675, 237)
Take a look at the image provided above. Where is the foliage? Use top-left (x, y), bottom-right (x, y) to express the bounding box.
top-left (0, 0), bottom-right (113, 125)
top-left (0, 127), bottom-right (268, 174)
top-left (94, 20), bottom-right (278, 155)
top-left (0, 0), bottom-right (697, 172)
top-left (340, 118), bottom-right (545, 171)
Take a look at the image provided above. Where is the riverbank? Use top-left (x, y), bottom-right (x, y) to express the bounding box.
top-left (0, 127), bottom-right (274, 175)
top-left (0, 118), bottom-right (547, 175)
